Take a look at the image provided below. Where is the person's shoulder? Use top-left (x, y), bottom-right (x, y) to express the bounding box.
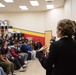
top-left (51, 39), bottom-right (61, 45)
top-left (72, 40), bottom-right (76, 44)
top-left (72, 39), bottom-right (76, 42)
top-left (50, 39), bottom-right (63, 50)
top-left (52, 38), bottom-right (76, 47)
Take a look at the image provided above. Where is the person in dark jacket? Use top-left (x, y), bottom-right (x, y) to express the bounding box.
top-left (37, 19), bottom-right (76, 75)
top-left (17, 41), bottom-right (28, 63)
top-left (37, 40), bottom-right (42, 49)
top-left (9, 37), bottom-right (15, 46)
top-left (21, 41), bottom-right (31, 60)
top-left (20, 42), bottom-right (28, 53)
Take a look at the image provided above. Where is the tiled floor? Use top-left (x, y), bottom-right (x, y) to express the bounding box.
top-left (16, 59), bottom-right (46, 75)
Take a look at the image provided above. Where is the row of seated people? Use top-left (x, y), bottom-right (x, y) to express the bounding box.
top-left (0, 36), bottom-right (42, 50)
top-left (0, 36), bottom-right (42, 75)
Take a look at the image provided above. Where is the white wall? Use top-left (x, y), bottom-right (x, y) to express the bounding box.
top-left (44, 7), bottom-right (64, 36)
top-left (71, 0), bottom-right (76, 21)
top-left (44, 0), bottom-right (76, 37)
top-left (64, 0), bottom-right (72, 19)
top-left (64, 0), bottom-right (76, 21)
top-left (0, 12), bottom-right (45, 33)
top-left (0, 7), bottom-right (64, 36)
top-left (44, 0), bottom-right (76, 36)
top-left (1, 0), bottom-right (76, 37)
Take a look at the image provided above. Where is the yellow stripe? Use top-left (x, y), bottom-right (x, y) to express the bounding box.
top-left (13, 28), bottom-right (44, 37)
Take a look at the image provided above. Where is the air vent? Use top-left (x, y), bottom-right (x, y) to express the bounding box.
top-left (45, 0), bottom-right (53, 2)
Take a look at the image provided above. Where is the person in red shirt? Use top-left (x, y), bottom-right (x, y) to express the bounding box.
top-left (10, 42), bottom-right (26, 72)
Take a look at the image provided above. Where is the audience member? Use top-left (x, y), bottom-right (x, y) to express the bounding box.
top-left (0, 44), bottom-right (15, 75)
top-left (17, 41), bottom-right (28, 64)
top-left (25, 40), bottom-right (36, 60)
top-left (10, 42), bottom-right (26, 71)
top-left (36, 40), bottom-right (42, 49)
top-left (21, 41), bottom-right (31, 60)
top-left (9, 37), bottom-right (15, 46)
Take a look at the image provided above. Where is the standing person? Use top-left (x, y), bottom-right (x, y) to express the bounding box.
top-left (37, 19), bottom-right (76, 75)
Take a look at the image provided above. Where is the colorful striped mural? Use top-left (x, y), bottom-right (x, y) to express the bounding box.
top-left (13, 28), bottom-right (45, 45)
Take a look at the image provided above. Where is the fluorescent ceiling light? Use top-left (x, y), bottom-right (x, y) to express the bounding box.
top-left (46, 5), bottom-right (54, 9)
top-left (30, 1), bottom-right (39, 6)
top-left (0, 3), bottom-right (5, 7)
top-left (45, 0), bottom-right (54, 2)
top-left (4, 0), bottom-right (14, 3)
top-left (19, 6), bottom-right (28, 10)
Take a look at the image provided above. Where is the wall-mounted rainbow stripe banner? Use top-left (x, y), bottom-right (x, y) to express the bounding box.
top-left (13, 28), bottom-right (45, 45)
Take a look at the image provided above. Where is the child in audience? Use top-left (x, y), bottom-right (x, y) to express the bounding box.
top-left (25, 40), bottom-right (36, 60)
top-left (0, 44), bottom-right (15, 75)
top-left (21, 41), bottom-right (31, 61)
top-left (9, 37), bottom-right (15, 46)
top-left (10, 42), bottom-right (26, 72)
top-left (16, 41), bottom-right (28, 65)
top-left (15, 37), bottom-right (18, 42)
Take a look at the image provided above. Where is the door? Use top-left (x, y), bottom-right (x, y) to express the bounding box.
top-left (45, 30), bottom-right (52, 48)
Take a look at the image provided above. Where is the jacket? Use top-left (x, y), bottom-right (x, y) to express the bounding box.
top-left (10, 47), bottom-right (20, 57)
top-left (37, 37), bottom-right (76, 75)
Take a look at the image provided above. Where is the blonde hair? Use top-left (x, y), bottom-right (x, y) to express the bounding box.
top-left (57, 19), bottom-right (75, 37)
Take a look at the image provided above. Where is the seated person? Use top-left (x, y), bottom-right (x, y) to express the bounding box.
top-left (25, 40), bottom-right (36, 60)
top-left (36, 40), bottom-right (42, 49)
top-left (0, 44), bottom-right (15, 75)
top-left (0, 67), bottom-right (5, 75)
top-left (21, 41), bottom-right (31, 61)
top-left (9, 37), bottom-right (15, 46)
top-left (7, 49), bottom-right (26, 72)
top-left (17, 41), bottom-right (28, 64)
top-left (10, 42), bottom-right (27, 70)
top-left (19, 37), bottom-right (22, 44)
